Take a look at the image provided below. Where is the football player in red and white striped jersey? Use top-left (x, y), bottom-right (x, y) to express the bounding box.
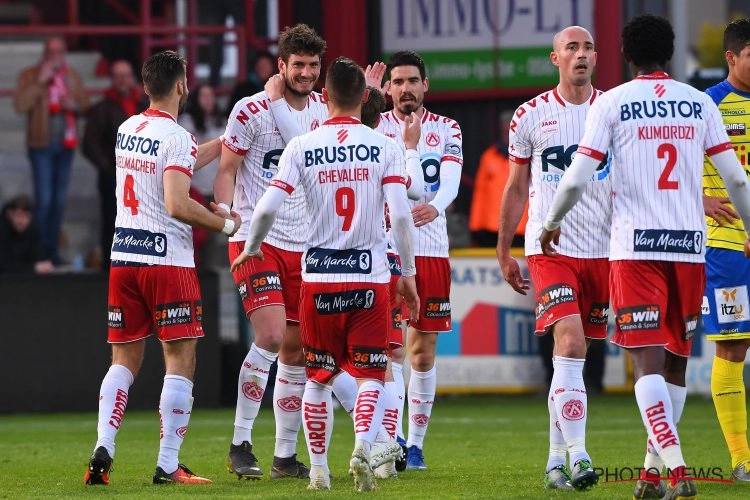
top-left (213, 24), bottom-right (329, 480)
top-left (368, 51), bottom-right (462, 472)
top-left (542, 15), bottom-right (750, 499)
top-left (84, 50), bottom-right (240, 487)
top-left (497, 26), bottom-right (610, 491)
top-left (232, 57), bottom-right (419, 491)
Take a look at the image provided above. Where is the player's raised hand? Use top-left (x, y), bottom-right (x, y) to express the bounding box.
top-left (703, 195), bottom-right (739, 227)
top-left (264, 73), bottom-right (286, 101)
top-left (402, 112), bottom-right (421, 149)
top-left (497, 255), bottom-right (530, 295)
top-left (365, 62), bottom-right (387, 93)
top-left (397, 275), bottom-right (420, 323)
top-left (539, 227), bottom-right (561, 257)
top-left (231, 247), bottom-right (264, 272)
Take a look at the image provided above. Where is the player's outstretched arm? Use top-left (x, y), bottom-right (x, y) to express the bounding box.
top-left (497, 160), bottom-right (530, 295)
top-left (195, 137), bottom-right (222, 171)
top-left (402, 113), bottom-right (424, 200)
top-left (214, 144), bottom-right (243, 210)
top-left (543, 151), bottom-right (601, 233)
top-left (711, 148), bottom-right (750, 237)
top-left (266, 73), bottom-right (306, 143)
top-left (164, 170), bottom-right (241, 235)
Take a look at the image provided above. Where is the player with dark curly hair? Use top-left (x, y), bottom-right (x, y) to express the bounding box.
top-left (541, 14), bottom-right (750, 500)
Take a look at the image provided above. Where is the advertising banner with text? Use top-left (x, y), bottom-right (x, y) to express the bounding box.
top-left (381, 0), bottom-right (594, 91)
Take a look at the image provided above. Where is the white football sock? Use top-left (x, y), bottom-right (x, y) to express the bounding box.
top-left (634, 374), bottom-right (685, 470)
top-left (552, 356), bottom-right (589, 466)
top-left (381, 384), bottom-right (400, 440)
top-left (95, 364), bottom-right (134, 457)
top-left (546, 357), bottom-right (567, 472)
top-left (273, 362), bottom-right (307, 458)
top-left (644, 382), bottom-right (687, 472)
top-left (406, 366), bottom-right (436, 449)
top-left (302, 380), bottom-right (333, 468)
top-left (332, 370), bottom-right (359, 415)
top-left (157, 375), bottom-right (193, 473)
top-left (386, 360), bottom-right (406, 440)
top-left (232, 343), bottom-right (277, 445)
top-left (354, 381), bottom-right (386, 447)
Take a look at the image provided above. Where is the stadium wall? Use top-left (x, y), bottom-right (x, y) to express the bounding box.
top-left (0, 272), bottom-right (222, 413)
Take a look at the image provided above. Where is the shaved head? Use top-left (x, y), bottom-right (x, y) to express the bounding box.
top-left (553, 26), bottom-right (594, 51)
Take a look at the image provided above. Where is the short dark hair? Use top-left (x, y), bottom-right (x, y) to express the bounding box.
top-left (325, 57), bottom-right (365, 109)
top-left (142, 50), bottom-right (186, 101)
top-left (361, 86), bottom-right (386, 128)
top-left (385, 50), bottom-right (426, 82)
top-left (622, 14), bottom-right (674, 67)
top-left (278, 24), bottom-right (326, 62)
top-left (724, 19), bottom-right (750, 55)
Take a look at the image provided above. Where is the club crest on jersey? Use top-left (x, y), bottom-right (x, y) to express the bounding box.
top-left (112, 227), bottom-right (167, 257)
top-left (313, 289), bottom-right (376, 315)
top-left (425, 131), bottom-right (440, 146)
top-left (305, 247), bottom-right (372, 274)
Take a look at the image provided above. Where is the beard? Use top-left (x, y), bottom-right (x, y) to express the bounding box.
top-left (396, 95), bottom-right (422, 115)
top-left (177, 93), bottom-right (188, 115)
top-left (285, 75), bottom-right (314, 97)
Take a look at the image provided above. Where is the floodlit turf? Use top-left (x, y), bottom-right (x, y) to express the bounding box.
top-left (0, 394), bottom-right (744, 498)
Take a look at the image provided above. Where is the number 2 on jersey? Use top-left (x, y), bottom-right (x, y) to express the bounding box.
top-left (657, 143), bottom-right (678, 190)
top-left (123, 174), bottom-right (140, 215)
top-left (335, 187), bottom-right (355, 231)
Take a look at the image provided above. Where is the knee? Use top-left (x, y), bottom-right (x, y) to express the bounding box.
top-left (553, 331), bottom-right (587, 359)
top-left (391, 346), bottom-right (406, 364)
top-left (410, 351), bottom-right (435, 372)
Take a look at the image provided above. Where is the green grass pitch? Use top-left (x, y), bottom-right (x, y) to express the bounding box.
top-left (0, 394), bottom-right (743, 498)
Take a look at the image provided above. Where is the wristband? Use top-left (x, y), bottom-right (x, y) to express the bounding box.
top-left (405, 149), bottom-right (419, 159)
top-left (222, 218), bottom-right (235, 236)
top-left (218, 202), bottom-right (231, 214)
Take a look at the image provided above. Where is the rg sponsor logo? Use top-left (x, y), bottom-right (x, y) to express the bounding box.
top-left (562, 399), bottom-right (585, 420)
top-left (277, 396), bottom-right (302, 412)
top-left (242, 381), bottom-right (264, 402)
top-left (412, 414), bottom-right (430, 426)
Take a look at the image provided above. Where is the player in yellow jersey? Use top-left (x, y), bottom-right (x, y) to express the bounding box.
top-left (702, 18), bottom-right (750, 482)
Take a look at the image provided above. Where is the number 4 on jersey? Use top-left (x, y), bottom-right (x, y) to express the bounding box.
top-left (123, 173), bottom-right (140, 215)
